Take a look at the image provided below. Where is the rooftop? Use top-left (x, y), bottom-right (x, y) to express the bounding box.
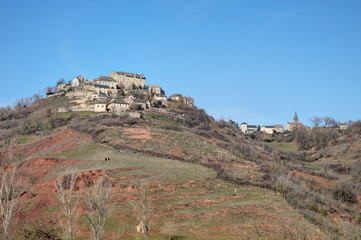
top-left (111, 71), bottom-right (145, 79)
top-left (97, 76), bottom-right (116, 82)
top-left (94, 84), bottom-right (110, 89)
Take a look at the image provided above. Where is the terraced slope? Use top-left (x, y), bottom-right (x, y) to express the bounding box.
top-left (2, 130), bottom-right (324, 239)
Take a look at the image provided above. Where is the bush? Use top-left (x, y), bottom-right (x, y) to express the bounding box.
top-left (333, 183), bottom-right (357, 203)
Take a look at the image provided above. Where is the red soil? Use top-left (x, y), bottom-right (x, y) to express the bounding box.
top-left (1, 129), bottom-right (89, 163)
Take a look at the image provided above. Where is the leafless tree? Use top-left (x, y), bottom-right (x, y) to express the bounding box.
top-left (310, 116), bottom-right (323, 128)
top-left (160, 222), bottom-right (177, 240)
top-left (43, 86), bottom-right (54, 96)
top-left (323, 116), bottom-right (339, 128)
top-left (0, 166), bottom-right (24, 240)
top-left (129, 182), bottom-right (153, 240)
top-left (55, 170), bottom-right (79, 240)
top-left (84, 179), bottom-right (113, 240)
top-left (57, 78), bottom-right (66, 86)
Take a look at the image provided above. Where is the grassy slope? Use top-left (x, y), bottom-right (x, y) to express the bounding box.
top-left (267, 142), bottom-right (300, 153)
top-left (5, 132), bottom-right (324, 240)
top-left (51, 142), bottom-right (324, 239)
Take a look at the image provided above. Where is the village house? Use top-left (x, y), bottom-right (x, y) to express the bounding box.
top-left (90, 92), bottom-right (108, 101)
top-left (260, 124), bottom-right (284, 134)
top-left (340, 123), bottom-right (348, 130)
top-left (131, 99), bottom-right (150, 110)
top-left (94, 102), bottom-right (107, 112)
top-left (183, 96), bottom-right (194, 105)
top-left (71, 75), bottom-right (84, 87)
top-left (170, 94), bottom-right (183, 102)
top-left (94, 76), bottom-right (118, 89)
top-left (241, 123), bottom-right (258, 134)
top-left (286, 112), bottom-right (304, 131)
top-left (110, 71), bottom-right (146, 90)
top-left (109, 99), bottom-right (129, 112)
top-left (148, 85), bottom-right (162, 95)
top-left (152, 94), bottom-right (168, 106)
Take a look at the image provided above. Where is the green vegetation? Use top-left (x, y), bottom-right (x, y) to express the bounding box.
top-left (267, 141), bottom-right (299, 153)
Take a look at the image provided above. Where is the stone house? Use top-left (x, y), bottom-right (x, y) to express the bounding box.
top-left (90, 92), bottom-right (108, 101)
top-left (183, 96), bottom-right (194, 105)
top-left (148, 85), bottom-right (162, 95)
top-left (260, 124), bottom-right (283, 134)
top-left (110, 99), bottom-right (129, 112)
top-left (170, 94), bottom-right (183, 102)
top-left (94, 76), bottom-right (118, 89)
top-left (94, 102), bottom-right (107, 112)
top-left (71, 75), bottom-right (84, 87)
top-left (340, 123), bottom-right (348, 130)
top-left (92, 84), bottom-right (118, 96)
top-left (152, 94), bottom-right (168, 106)
top-left (131, 99), bottom-right (150, 110)
top-left (110, 71), bottom-right (146, 90)
top-left (286, 112), bottom-right (304, 131)
top-left (241, 123), bottom-right (258, 134)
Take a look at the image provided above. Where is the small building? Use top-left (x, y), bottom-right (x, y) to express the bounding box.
top-left (183, 96), bottom-right (194, 105)
top-left (340, 123), bottom-right (348, 130)
top-left (152, 94), bottom-right (168, 106)
top-left (94, 102), bottom-right (107, 112)
top-left (170, 94), bottom-right (183, 102)
top-left (260, 124), bottom-right (283, 134)
top-left (71, 75), bottom-right (84, 87)
top-left (241, 122), bottom-right (258, 134)
top-left (110, 99), bottom-right (129, 112)
top-left (91, 92), bottom-right (108, 101)
top-left (131, 99), bottom-right (150, 110)
top-left (148, 85), bottom-right (162, 95)
top-left (94, 76), bottom-right (118, 89)
top-left (286, 112), bottom-right (304, 131)
top-left (136, 221), bottom-right (147, 233)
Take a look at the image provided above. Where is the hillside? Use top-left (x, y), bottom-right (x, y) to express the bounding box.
top-left (0, 95), bottom-right (360, 239)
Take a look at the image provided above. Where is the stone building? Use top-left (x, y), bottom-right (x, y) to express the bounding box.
top-left (241, 123), bottom-right (258, 134)
top-left (110, 99), bottom-right (129, 112)
top-left (170, 94), bottom-right (183, 102)
top-left (148, 85), bottom-right (162, 95)
top-left (94, 76), bottom-right (118, 89)
top-left (71, 75), bottom-right (84, 87)
top-left (183, 96), bottom-right (194, 105)
top-left (152, 94), bottom-right (168, 106)
top-left (260, 124), bottom-right (284, 134)
top-left (286, 112), bottom-right (304, 131)
top-left (340, 123), bottom-right (348, 130)
top-left (94, 102), bottom-right (107, 112)
top-left (110, 71), bottom-right (146, 90)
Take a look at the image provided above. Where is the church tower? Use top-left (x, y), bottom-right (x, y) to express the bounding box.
top-left (293, 112), bottom-right (299, 123)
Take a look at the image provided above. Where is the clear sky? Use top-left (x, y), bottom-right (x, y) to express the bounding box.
top-left (1, 0), bottom-right (360, 126)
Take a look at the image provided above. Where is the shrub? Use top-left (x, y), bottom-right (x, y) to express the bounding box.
top-left (333, 183), bottom-right (357, 203)
top-left (309, 203), bottom-right (319, 213)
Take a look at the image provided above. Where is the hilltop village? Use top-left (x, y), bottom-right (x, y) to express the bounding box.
top-left (241, 112), bottom-right (349, 135)
top-left (52, 71), bottom-right (194, 117)
top-left (241, 112), bottom-right (302, 134)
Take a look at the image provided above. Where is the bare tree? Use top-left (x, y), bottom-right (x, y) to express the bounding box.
top-left (0, 166), bottom-right (24, 240)
top-left (323, 116), bottom-right (339, 128)
top-left (129, 182), bottom-right (153, 240)
top-left (55, 170), bottom-right (79, 240)
top-left (310, 116), bottom-right (323, 128)
top-left (57, 78), bottom-right (66, 86)
top-left (84, 179), bottom-right (113, 240)
top-left (43, 86), bottom-right (54, 96)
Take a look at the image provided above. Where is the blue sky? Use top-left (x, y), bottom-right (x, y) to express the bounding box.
top-left (0, 0), bottom-right (360, 126)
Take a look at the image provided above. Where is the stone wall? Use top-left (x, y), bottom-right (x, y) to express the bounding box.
top-left (110, 72), bottom-right (146, 90)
